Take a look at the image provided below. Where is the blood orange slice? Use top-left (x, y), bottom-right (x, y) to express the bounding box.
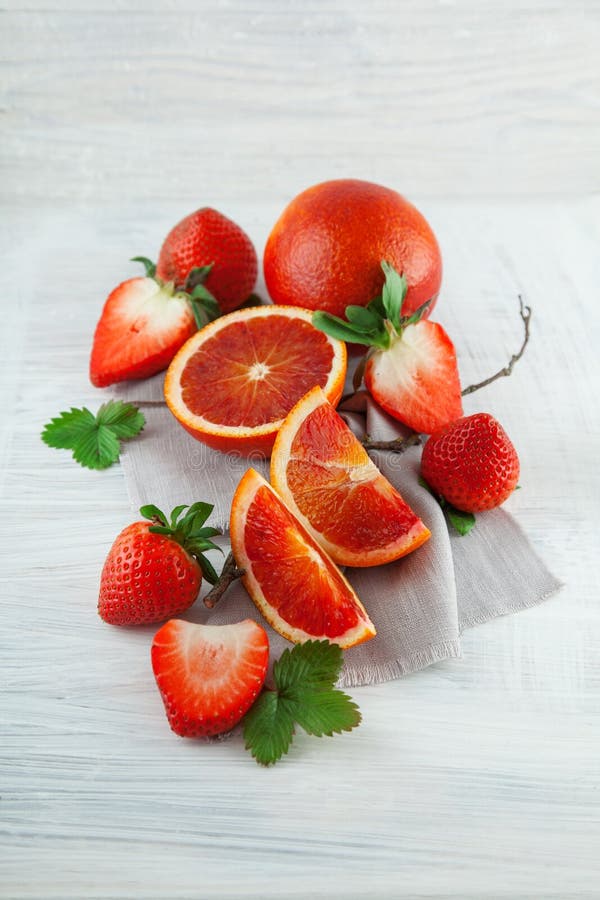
top-left (271, 386), bottom-right (430, 567)
top-left (164, 305), bottom-right (346, 456)
top-left (230, 468), bottom-right (376, 649)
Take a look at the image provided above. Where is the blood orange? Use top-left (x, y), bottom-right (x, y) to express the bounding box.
top-left (230, 468), bottom-right (376, 649)
top-left (263, 179), bottom-right (442, 320)
top-left (271, 387), bottom-right (431, 566)
top-left (164, 306), bottom-right (347, 456)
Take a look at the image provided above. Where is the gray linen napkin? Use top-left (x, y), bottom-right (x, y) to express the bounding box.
top-left (113, 377), bottom-right (562, 687)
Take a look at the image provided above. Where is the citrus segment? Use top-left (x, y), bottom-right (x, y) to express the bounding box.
top-left (164, 306), bottom-right (346, 456)
top-left (271, 386), bottom-right (431, 567)
top-left (230, 468), bottom-right (376, 649)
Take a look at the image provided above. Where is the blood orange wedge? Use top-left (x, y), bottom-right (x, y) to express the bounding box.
top-left (164, 305), bottom-right (346, 456)
top-left (230, 468), bottom-right (376, 649)
top-left (270, 386), bottom-right (431, 567)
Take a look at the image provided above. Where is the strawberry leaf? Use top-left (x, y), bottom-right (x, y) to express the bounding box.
top-left (189, 289), bottom-right (221, 328)
top-left (131, 256), bottom-right (157, 278)
top-left (381, 260), bottom-right (407, 329)
top-left (345, 305), bottom-right (383, 331)
top-left (196, 554), bottom-right (220, 586)
top-left (312, 311), bottom-right (389, 348)
top-left (41, 401), bottom-right (145, 470)
top-left (446, 506), bottom-right (476, 536)
top-left (185, 264), bottom-right (214, 292)
top-left (95, 401), bottom-right (145, 439)
top-left (243, 692), bottom-right (296, 766)
top-left (140, 504), bottom-right (168, 526)
top-left (243, 641), bottom-right (361, 766)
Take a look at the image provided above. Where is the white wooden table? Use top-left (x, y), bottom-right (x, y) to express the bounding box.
top-left (2, 3), bottom-right (599, 898)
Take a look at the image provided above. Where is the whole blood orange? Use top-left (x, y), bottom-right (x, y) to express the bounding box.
top-left (164, 305), bottom-right (346, 457)
top-left (271, 386), bottom-right (430, 566)
top-left (263, 179), bottom-right (442, 319)
top-left (230, 468), bottom-right (376, 649)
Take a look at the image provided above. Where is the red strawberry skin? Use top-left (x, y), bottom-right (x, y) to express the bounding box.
top-left (421, 413), bottom-right (520, 512)
top-left (151, 619), bottom-right (269, 738)
top-left (364, 321), bottom-right (463, 434)
top-left (90, 277), bottom-right (196, 387)
top-left (156, 208), bottom-right (258, 314)
top-left (98, 522), bottom-right (202, 626)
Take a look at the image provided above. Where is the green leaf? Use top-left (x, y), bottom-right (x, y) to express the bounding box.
top-left (148, 524), bottom-right (176, 536)
top-left (140, 504), bottom-right (168, 526)
top-left (72, 425), bottom-right (120, 470)
top-left (242, 640), bottom-right (361, 766)
top-left (312, 311), bottom-right (387, 348)
top-left (367, 294), bottom-right (386, 318)
top-left (185, 264), bottom-right (214, 291)
top-left (196, 526), bottom-right (222, 539)
top-left (131, 256), bottom-right (156, 278)
top-left (185, 501), bottom-right (214, 524)
top-left (401, 297), bottom-right (432, 327)
top-left (196, 554), bottom-right (220, 586)
top-left (290, 690), bottom-right (361, 737)
top-left (190, 292), bottom-right (221, 329)
top-left (95, 400), bottom-right (146, 439)
top-left (381, 260), bottom-right (407, 329)
top-left (168, 504), bottom-right (190, 527)
top-left (446, 506), bottom-right (476, 536)
top-left (243, 692), bottom-right (296, 766)
top-left (345, 305), bottom-right (383, 331)
top-left (274, 640), bottom-right (343, 695)
top-left (41, 407), bottom-right (96, 449)
top-left (41, 401), bottom-right (145, 471)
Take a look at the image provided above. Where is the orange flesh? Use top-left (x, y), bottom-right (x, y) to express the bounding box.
top-left (286, 403), bottom-right (423, 553)
top-left (179, 316), bottom-right (335, 427)
top-left (244, 484), bottom-right (367, 639)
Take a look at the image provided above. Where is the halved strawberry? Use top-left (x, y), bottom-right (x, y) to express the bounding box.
top-left (313, 260), bottom-right (463, 434)
top-left (151, 619), bottom-right (269, 738)
top-left (364, 319), bottom-right (462, 435)
top-left (89, 276), bottom-right (196, 388)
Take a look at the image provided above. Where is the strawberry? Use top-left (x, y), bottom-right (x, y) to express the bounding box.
top-left (89, 275), bottom-right (196, 388)
top-left (421, 413), bottom-right (520, 513)
top-left (151, 619), bottom-right (269, 738)
top-left (156, 208), bottom-right (258, 314)
top-left (313, 261), bottom-right (463, 434)
top-left (98, 503), bottom-right (221, 626)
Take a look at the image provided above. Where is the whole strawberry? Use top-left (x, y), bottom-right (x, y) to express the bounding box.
top-left (156, 208), bottom-right (258, 314)
top-left (421, 413), bottom-right (520, 513)
top-left (98, 503), bottom-right (221, 626)
top-left (152, 619), bottom-right (269, 738)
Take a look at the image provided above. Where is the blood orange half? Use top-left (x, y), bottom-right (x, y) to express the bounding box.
top-left (230, 468), bottom-right (376, 649)
top-left (271, 386), bottom-right (431, 567)
top-left (164, 306), bottom-right (346, 456)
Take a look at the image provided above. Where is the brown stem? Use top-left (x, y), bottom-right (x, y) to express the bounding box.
top-left (461, 296), bottom-right (531, 396)
top-left (203, 550), bottom-right (245, 609)
top-left (362, 432), bottom-right (421, 454)
top-left (355, 297), bottom-right (532, 454)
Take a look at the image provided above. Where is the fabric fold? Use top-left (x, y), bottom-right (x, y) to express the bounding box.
top-left (114, 375), bottom-right (562, 686)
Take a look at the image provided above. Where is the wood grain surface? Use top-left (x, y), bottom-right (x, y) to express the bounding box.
top-left (1, 2), bottom-right (599, 899)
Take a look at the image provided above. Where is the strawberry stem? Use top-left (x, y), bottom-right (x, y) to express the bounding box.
top-left (203, 550), bottom-right (245, 609)
top-left (357, 297), bottom-right (532, 453)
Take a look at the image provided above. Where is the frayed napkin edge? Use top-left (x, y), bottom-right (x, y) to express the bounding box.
top-left (458, 578), bottom-right (564, 634)
top-left (337, 638), bottom-right (462, 688)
